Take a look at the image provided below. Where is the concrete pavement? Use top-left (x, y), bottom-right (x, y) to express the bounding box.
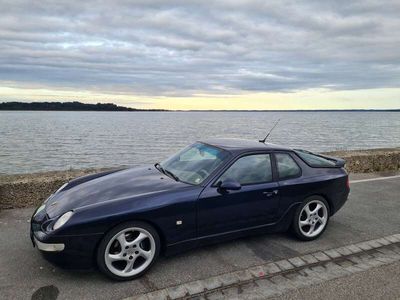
top-left (0, 175), bottom-right (399, 299)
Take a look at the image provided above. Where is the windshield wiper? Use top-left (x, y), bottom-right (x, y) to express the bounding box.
top-left (154, 162), bottom-right (165, 174)
top-left (154, 163), bottom-right (180, 182)
top-left (164, 169), bottom-right (180, 182)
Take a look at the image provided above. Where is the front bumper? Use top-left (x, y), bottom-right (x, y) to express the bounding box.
top-left (30, 204), bottom-right (104, 269)
top-left (33, 236), bottom-right (65, 252)
top-left (30, 225), bottom-right (102, 269)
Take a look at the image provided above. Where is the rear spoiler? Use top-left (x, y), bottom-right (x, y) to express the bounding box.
top-left (316, 153), bottom-right (346, 168)
top-left (294, 149), bottom-right (346, 168)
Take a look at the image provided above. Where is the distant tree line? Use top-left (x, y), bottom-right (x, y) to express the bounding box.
top-left (0, 101), bottom-right (167, 111)
top-left (1, 101), bottom-right (398, 112)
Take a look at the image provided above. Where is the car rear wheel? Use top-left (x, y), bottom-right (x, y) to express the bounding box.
top-left (292, 196), bottom-right (330, 241)
top-left (97, 221), bottom-right (160, 281)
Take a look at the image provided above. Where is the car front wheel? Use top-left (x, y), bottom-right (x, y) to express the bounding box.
top-left (292, 196), bottom-right (330, 241)
top-left (97, 221), bottom-right (160, 281)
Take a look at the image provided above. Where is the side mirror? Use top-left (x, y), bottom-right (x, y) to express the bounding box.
top-left (219, 179), bottom-right (241, 191)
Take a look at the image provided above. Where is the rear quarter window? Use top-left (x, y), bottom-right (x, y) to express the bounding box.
top-left (295, 150), bottom-right (336, 167)
top-left (275, 153), bottom-right (301, 180)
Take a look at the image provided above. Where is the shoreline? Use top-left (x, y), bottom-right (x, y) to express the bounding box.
top-left (1, 147), bottom-right (399, 210)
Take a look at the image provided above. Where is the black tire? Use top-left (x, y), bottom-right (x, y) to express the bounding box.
top-left (292, 196), bottom-right (330, 241)
top-left (96, 221), bottom-right (160, 281)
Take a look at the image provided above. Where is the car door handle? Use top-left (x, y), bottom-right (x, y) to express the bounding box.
top-left (263, 190), bottom-right (279, 197)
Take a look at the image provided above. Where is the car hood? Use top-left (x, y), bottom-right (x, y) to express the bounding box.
top-left (45, 166), bottom-right (188, 218)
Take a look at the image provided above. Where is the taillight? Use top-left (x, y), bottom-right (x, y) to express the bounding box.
top-left (346, 177), bottom-right (350, 189)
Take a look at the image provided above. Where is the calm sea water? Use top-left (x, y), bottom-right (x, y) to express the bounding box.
top-left (0, 111), bottom-right (399, 175)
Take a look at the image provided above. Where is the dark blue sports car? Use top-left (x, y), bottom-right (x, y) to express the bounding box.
top-left (31, 138), bottom-right (350, 280)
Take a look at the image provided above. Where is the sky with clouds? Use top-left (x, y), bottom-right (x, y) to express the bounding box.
top-left (0, 0), bottom-right (399, 109)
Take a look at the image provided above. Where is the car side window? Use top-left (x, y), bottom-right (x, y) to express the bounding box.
top-left (275, 153), bottom-right (301, 180)
top-left (218, 154), bottom-right (272, 185)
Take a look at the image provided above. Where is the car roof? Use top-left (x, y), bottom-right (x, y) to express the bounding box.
top-left (199, 138), bottom-right (293, 152)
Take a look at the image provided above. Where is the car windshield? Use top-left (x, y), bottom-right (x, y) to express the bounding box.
top-left (160, 142), bottom-right (230, 185)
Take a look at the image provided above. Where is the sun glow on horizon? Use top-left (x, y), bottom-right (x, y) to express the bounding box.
top-left (0, 85), bottom-right (399, 110)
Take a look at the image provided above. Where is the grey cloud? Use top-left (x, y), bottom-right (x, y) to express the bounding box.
top-left (0, 0), bottom-right (399, 97)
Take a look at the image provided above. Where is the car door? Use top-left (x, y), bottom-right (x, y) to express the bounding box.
top-left (197, 153), bottom-right (280, 237)
top-left (273, 152), bottom-right (305, 217)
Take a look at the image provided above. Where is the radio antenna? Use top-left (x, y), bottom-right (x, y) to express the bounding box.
top-left (259, 119), bottom-right (280, 143)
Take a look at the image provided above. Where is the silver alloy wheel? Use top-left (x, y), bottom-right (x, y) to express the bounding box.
top-left (104, 227), bottom-right (156, 277)
top-left (298, 200), bottom-right (328, 238)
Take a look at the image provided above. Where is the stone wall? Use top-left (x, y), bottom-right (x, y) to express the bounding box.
top-left (325, 148), bottom-right (400, 173)
top-left (1, 148), bottom-right (399, 210)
